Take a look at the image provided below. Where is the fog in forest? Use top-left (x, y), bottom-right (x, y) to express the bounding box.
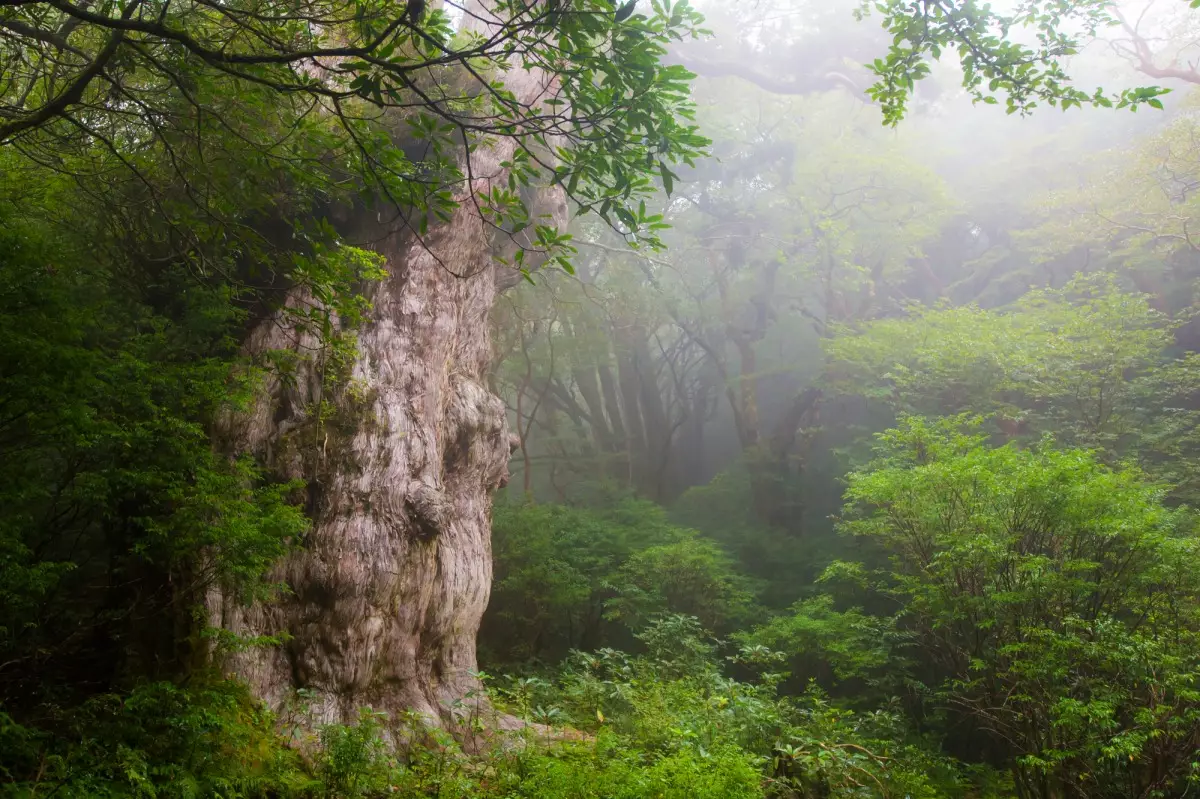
top-left (483, 1), bottom-right (1200, 793)
top-left (494, 0), bottom-right (1196, 514)
top-left (5, 0), bottom-right (1200, 796)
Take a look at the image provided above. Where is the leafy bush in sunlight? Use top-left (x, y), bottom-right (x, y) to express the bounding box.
top-left (738, 595), bottom-right (900, 699)
top-left (496, 615), bottom-right (973, 799)
top-left (831, 415), bottom-right (1200, 798)
top-left (603, 538), bottom-right (756, 631)
top-left (827, 274), bottom-right (1200, 500)
top-left (484, 498), bottom-right (756, 666)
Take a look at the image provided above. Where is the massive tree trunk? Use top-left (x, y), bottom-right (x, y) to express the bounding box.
top-left (208, 66), bottom-right (567, 732)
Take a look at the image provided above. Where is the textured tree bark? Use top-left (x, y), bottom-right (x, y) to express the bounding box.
top-left (208, 66), bottom-right (567, 733)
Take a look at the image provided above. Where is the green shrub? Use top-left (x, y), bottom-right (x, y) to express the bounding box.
top-left (477, 734), bottom-right (763, 799)
top-left (604, 538), bottom-right (757, 631)
top-left (836, 415), bottom-right (1200, 797)
top-left (485, 499), bottom-right (755, 666)
top-left (496, 615), bottom-right (967, 799)
top-left (0, 681), bottom-right (312, 798)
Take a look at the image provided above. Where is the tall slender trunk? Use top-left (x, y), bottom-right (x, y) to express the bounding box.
top-left (749, 387), bottom-right (821, 527)
top-left (633, 333), bottom-right (671, 500)
top-left (597, 363), bottom-right (627, 441)
top-left (615, 333), bottom-right (647, 491)
top-left (671, 368), bottom-right (713, 494)
top-left (574, 365), bottom-right (614, 452)
top-left (731, 333), bottom-right (760, 448)
top-left (597, 361), bottom-right (630, 481)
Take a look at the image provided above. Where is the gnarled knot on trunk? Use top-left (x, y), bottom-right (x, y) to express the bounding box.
top-left (405, 480), bottom-right (450, 540)
top-left (445, 375), bottom-right (511, 489)
top-left (447, 376), bottom-right (505, 439)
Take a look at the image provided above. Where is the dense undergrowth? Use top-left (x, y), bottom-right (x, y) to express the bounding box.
top-left (9, 416), bottom-right (1199, 797)
top-left (480, 417), bottom-right (1200, 798)
top-left (0, 616), bottom-right (968, 799)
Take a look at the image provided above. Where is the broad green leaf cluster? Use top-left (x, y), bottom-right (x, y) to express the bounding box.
top-left (862, 0), bottom-right (1170, 123)
top-left (833, 418), bottom-right (1200, 797)
top-left (828, 274), bottom-right (1200, 498)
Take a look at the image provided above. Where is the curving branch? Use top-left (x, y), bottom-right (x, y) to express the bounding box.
top-left (0, 0), bottom-right (709, 262)
top-left (0, 1), bottom-right (139, 141)
top-left (1113, 6), bottom-right (1200, 86)
top-left (673, 48), bottom-right (874, 101)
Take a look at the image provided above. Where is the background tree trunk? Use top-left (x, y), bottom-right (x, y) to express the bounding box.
top-left (615, 333), bottom-right (649, 490)
top-left (634, 332), bottom-right (671, 500)
top-left (597, 362), bottom-right (629, 478)
top-left (574, 364), bottom-right (614, 453)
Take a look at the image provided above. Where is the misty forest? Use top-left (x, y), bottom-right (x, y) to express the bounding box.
top-left (9, 0), bottom-right (1200, 796)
